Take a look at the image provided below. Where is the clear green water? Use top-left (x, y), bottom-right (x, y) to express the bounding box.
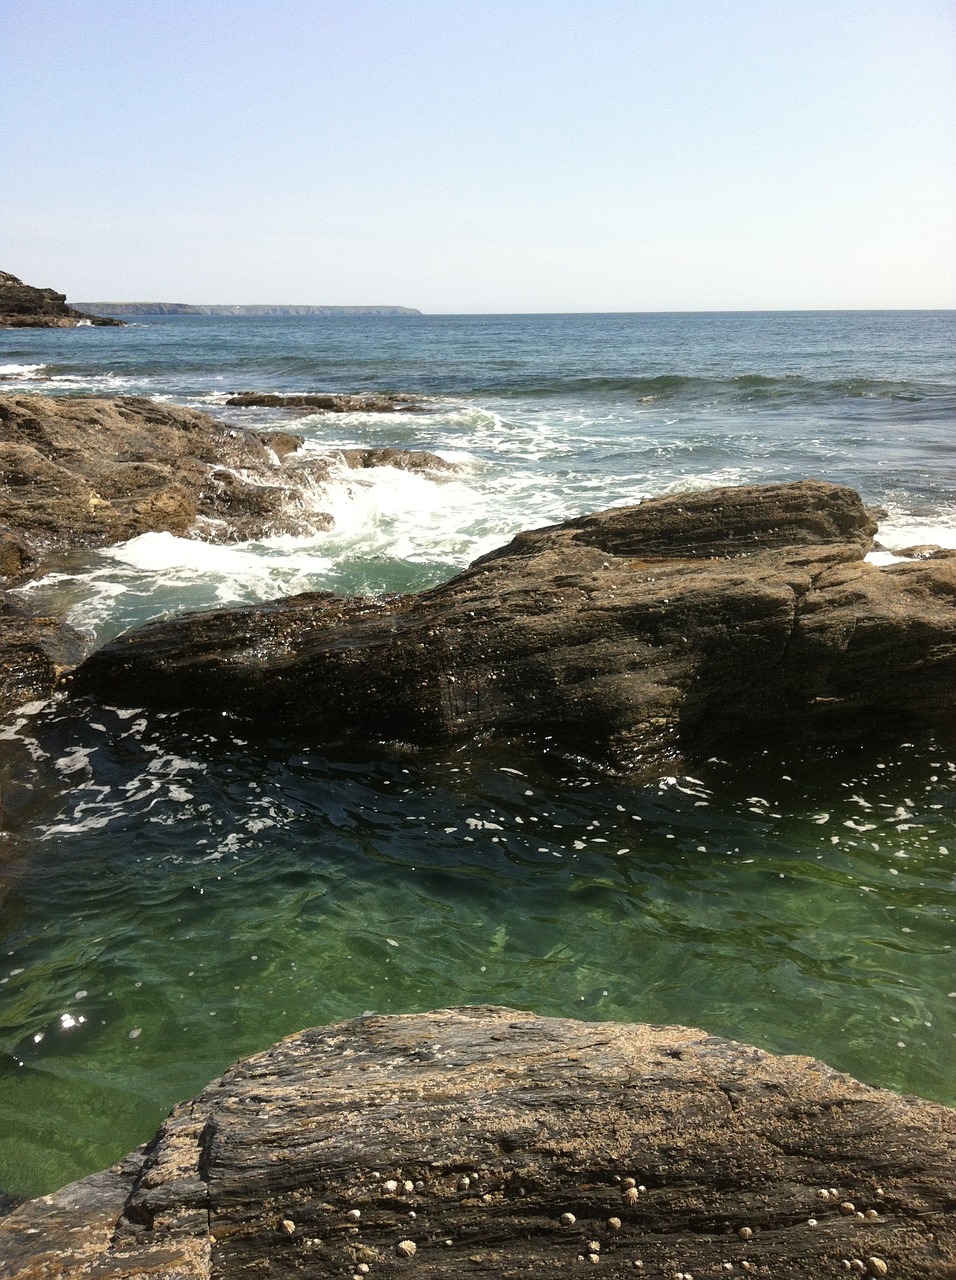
top-left (1, 701), bottom-right (953, 1198)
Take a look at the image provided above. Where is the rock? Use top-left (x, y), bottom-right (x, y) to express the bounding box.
top-left (0, 270), bottom-right (122, 327)
top-left (896, 544), bottom-right (955, 561)
top-left (0, 394), bottom-right (332, 719)
top-left (0, 607), bottom-right (87, 713)
top-left (73, 480), bottom-right (956, 772)
top-left (253, 430), bottom-right (304, 461)
top-left (0, 393), bottom-right (464, 721)
top-left (0, 530), bottom-right (38, 583)
top-left (338, 446), bottom-right (456, 473)
top-left (0, 396), bottom-right (457, 566)
top-left (1, 1007), bottom-right (953, 1278)
top-left (224, 391), bottom-right (427, 412)
top-left (0, 394), bottom-right (336, 556)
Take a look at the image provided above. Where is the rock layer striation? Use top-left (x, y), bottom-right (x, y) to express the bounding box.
top-left (0, 393), bottom-right (455, 719)
top-left (74, 480), bottom-right (956, 771)
top-left (1, 1006), bottom-right (953, 1278)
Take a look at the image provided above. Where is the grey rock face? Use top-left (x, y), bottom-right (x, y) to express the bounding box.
top-left (73, 480), bottom-right (956, 772)
top-left (1, 1007), bottom-right (953, 1278)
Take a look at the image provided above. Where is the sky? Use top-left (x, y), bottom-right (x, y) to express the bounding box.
top-left (2, 0), bottom-right (954, 312)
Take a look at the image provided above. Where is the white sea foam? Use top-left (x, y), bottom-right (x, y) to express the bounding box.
top-left (0, 362), bottom-right (47, 378)
top-left (875, 514), bottom-right (956, 553)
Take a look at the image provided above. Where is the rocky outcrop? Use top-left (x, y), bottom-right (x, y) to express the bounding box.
top-left (0, 607), bottom-right (87, 714)
top-left (0, 271), bottom-right (121, 327)
top-left (73, 480), bottom-right (956, 772)
top-left (1, 1006), bottom-right (953, 1278)
top-left (224, 391), bottom-right (427, 412)
top-left (0, 396), bottom-right (457, 570)
top-left (0, 393), bottom-right (457, 720)
top-left (0, 394), bottom-right (331, 557)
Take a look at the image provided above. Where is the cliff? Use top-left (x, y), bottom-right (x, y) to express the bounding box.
top-left (74, 302), bottom-right (422, 317)
top-left (0, 271), bottom-right (122, 327)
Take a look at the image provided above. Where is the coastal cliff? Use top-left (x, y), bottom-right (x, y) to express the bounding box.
top-left (0, 271), bottom-right (122, 328)
top-left (1, 1007), bottom-right (953, 1278)
top-left (73, 302), bottom-right (422, 317)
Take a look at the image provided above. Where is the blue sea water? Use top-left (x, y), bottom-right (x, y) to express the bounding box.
top-left (0, 311), bottom-right (954, 1197)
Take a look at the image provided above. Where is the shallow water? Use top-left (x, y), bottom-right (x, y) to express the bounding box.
top-left (1, 311), bottom-right (954, 1197)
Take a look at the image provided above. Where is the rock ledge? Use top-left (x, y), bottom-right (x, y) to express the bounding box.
top-left (1, 1007), bottom-right (953, 1278)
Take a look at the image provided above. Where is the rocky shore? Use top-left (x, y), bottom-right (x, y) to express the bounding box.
top-left (0, 393), bottom-right (454, 716)
top-left (0, 271), bottom-right (122, 327)
top-left (2, 1006), bottom-right (953, 1278)
top-left (73, 478), bottom-right (956, 774)
top-left (2, 389), bottom-right (955, 771)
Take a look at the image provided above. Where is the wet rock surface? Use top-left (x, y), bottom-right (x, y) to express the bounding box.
top-left (74, 480), bottom-right (956, 772)
top-left (0, 270), bottom-right (122, 327)
top-left (224, 391), bottom-right (427, 412)
top-left (0, 393), bottom-right (456, 719)
top-left (0, 394), bottom-right (329, 554)
top-left (1, 1006), bottom-right (953, 1278)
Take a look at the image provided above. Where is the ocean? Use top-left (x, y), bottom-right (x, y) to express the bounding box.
top-left (1, 310), bottom-right (954, 1198)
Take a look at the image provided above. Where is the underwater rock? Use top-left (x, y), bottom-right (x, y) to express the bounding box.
top-left (74, 479), bottom-right (956, 771)
top-left (1, 1006), bottom-right (953, 1278)
top-left (0, 270), bottom-right (122, 327)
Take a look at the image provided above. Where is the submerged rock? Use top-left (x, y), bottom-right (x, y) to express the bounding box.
top-left (74, 479), bottom-right (956, 771)
top-left (1, 1006), bottom-right (953, 1278)
top-left (0, 270), bottom-right (122, 327)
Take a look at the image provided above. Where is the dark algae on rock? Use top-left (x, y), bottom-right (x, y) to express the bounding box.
top-left (1, 1007), bottom-right (953, 1278)
top-left (74, 479), bottom-right (956, 775)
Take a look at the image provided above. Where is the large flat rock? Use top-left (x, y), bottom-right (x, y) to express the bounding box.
top-left (74, 479), bottom-right (956, 772)
top-left (2, 1007), bottom-right (953, 1278)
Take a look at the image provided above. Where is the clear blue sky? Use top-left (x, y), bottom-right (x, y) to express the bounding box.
top-left (3, 0), bottom-right (954, 311)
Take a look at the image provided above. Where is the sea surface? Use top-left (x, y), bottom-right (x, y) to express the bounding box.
top-left (1, 311), bottom-right (954, 1198)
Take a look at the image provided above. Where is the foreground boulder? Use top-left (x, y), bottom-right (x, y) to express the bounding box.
top-left (74, 480), bottom-right (956, 771)
top-left (0, 271), bottom-right (121, 327)
top-left (1, 1007), bottom-right (953, 1278)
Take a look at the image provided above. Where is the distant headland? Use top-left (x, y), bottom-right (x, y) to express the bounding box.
top-left (0, 271), bottom-right (123, 327)
top-left (74, 302), bottom-right (422, 317)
